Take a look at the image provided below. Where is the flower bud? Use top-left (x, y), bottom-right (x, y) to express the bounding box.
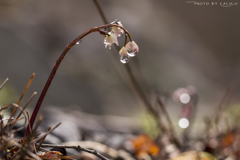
top-left (126, 41), bottom-right (139, 57)
top-left (119, 47), bottom-right (130, 63)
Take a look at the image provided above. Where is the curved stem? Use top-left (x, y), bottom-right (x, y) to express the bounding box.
top-left (24, 23), bottom-right (126, 138)
top-left (124, 34), bottom-right (128, 47)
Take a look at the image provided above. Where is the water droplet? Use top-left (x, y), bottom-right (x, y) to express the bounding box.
top-left (120, 54), bottom-right (130, 64)
top-left (127, 50), bottom-right (137, 57)
top-left (104, 40), bottom-right (110, 46)
top-left (76, 39), bottom-right (82, 44)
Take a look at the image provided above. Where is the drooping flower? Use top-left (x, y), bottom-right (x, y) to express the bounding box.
top-left (111, 21), bottom-right (124, 37)
top-left (119, 46), bottom-right (130, 63)
top-left (126, 41), bottom-right (139, 57)
top-left (104, 32), bottom-right (119, 49)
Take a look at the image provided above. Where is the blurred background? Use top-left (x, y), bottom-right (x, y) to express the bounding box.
top-left (0, 0), bottom-right (239, 131)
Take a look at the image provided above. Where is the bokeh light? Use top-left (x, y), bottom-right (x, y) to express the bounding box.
top-left (180, 93), bottom-right (190, 104)
top-left (178, 118), bottom-right (189, 129)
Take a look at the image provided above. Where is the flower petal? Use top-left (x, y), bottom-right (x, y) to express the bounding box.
top-left (119, 47), bottom-right (130, 63)
top-left (104, 32), bottom-right (119, 49)
top-left (111, 21), bottom-right (124, 37)
top-left (126, 41), bottom-right (139, 57)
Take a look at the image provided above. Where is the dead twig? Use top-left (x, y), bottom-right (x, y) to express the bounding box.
top-left (32, 122), bottom-right (61, 143)
top-left (9, 73), bottom-right (35, 122)
top-left (37, 143), bottom-right (110, 160)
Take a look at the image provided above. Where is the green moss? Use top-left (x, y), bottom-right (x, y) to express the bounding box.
top-left (138, 112), bottom-right (161, 138)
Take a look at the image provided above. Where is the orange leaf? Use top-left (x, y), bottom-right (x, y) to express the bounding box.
top-left (131, 134), bottom-right (160, 156)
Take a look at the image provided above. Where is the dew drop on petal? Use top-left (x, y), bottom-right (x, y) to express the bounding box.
top-left (76, 39), bottom-right (82, 44)
top-left (120, 54), bottom-right (130, 64)
top-left (127, 50), bottom-right (138, 57)
top-left (104, 40), bottom-right (110, 45)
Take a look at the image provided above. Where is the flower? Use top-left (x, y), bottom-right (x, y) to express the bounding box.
top-left (104, 32), bottom-right (119, 49)
top-left (119, 46), bottom-right (130, 63)
top-left (126, 41), bottom-right (139, 57)
top-left (111, 21), bottom-right (124, 37)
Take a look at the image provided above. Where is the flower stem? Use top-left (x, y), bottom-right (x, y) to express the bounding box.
top-left (124, 34), bottom-right (128, 47)
top-left (24, 23), bottom-right (126, 138)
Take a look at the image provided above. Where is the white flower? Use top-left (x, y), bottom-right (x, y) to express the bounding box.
top-left (104, 32), bottom-right (119, 49)
top-left (126, 41), bottom-right (139, 57)
top-left (111, 21), bottom-right (124, 37)
top-left (119, 47), bottom-right (130, 63)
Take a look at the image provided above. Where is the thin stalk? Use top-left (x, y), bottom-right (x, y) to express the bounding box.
top-left (24, 23), bottom-right (127, 138)
top-left (0, 78), bottom-right (9, 91)
top-left (182, 95), bottom-right (198, 143)
top-left (32, 122), bottom-right (61, 143)
top-left (156, 95), bottom-right (181, 148)
top-left (10, 92), bottom-right (37, 131)
top-left (36, 126), bottom-right (51, 150)
top-left (8, 73), bottom-right (35, 126)
top-left (93, 0), bottom-right (108, 25)
top-left (93, 0), bottom-right (170, 136)
top-left (11, 73), bottom-right (35, 115)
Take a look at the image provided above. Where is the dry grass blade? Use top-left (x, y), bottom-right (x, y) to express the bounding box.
top-left (10, 92), bottom-right (37, 130)
top-left (32, 122), bottom-right (61, 143)
top-left (17, 73), bottom-right (36, 105)
top-left (26, 111), bottom-right (32, 134)
top-left (22, 115), bottom-right (43, 143)
top-left (17, 92), bottom-right (37, 120)
top-left (1, 103), bottom-right (27, 135)
top-left (36, 126), bottom-right (51, 150)
top-left (0, 78), bottom-right (9, 91)
top-left (9, 73), bottom-right (35, 121)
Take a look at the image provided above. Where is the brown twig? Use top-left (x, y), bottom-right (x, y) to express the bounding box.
top-left (1, 103), bottom-right (27, 134)
top-left (9, 73), bottom-right (35, 122)
top-left (2, 136), bottom-right (41, 160)
top-left (32, 122), bottom-right (61, 143)
top-left (36, 126), bottom-right (51, 150)
top-left (18, 92), bottom-right (37, 119)
top-left (37, 143), bottom-right (110, 160)
top-left (10, 92), bottom-right (37, 130)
